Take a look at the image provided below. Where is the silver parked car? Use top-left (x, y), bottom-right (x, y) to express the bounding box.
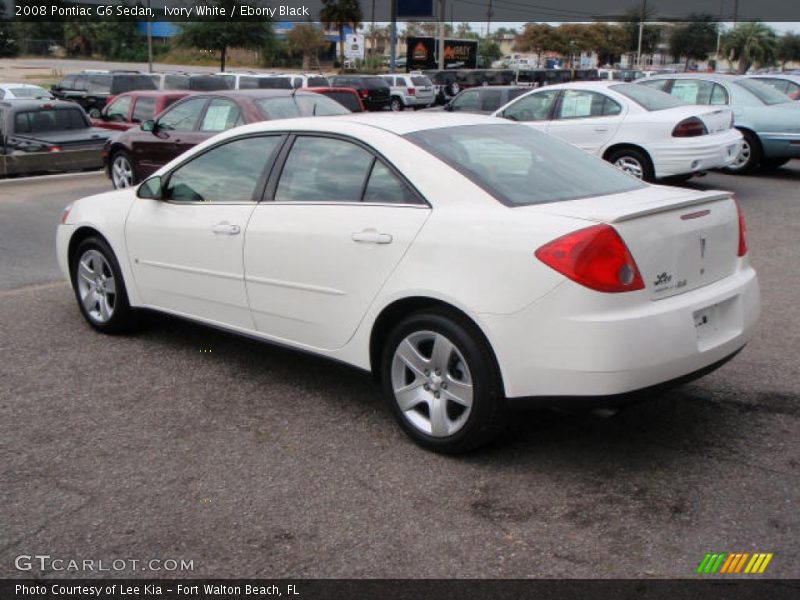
top-left (382, 74), bottom-right (435, 111)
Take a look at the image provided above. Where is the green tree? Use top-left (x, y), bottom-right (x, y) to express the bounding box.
top-left (777, 32), bottom-right (800, 71)
top-left (479, 39), bottom-right (502, 65)
top-left (177, 1), bottom-right (273, 71)
top-left (320, 0), bottom-right (362, 71)
top-left (622, 7), bottom-right (663, 60)
top-left (669, 14), bottom-right (718, 69)
top-left (516, 23), bottom-right (562, 64)
top-left (586, 23), bottom-right (629, 66)
top-left (722, 22), bottom-right (778, 74)
top-left (287, 23), bottom-right (327, 70)
top-left (0, 3), bottom-right (18, 57)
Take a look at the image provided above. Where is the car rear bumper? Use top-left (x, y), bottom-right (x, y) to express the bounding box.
top-left (648, 130), bottom-right (743, 178)
top-left (477, 262), bottom-right (760, 399)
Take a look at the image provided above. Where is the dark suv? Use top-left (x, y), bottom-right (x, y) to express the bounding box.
top-left (52, 71), bottom-right (157, 117)
top-left (329, 75), bottom-right (391, 111)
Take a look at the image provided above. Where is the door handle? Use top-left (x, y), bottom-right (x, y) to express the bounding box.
top-left (594, 127), bottom-right (609, 133)
top-left (212, 222), bottom-right (241, 235)
top-left (351, 229), bottom-right (392, 244)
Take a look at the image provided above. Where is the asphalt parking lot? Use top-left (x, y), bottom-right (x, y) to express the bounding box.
top-left (0, 165), bottom-right (798, 579)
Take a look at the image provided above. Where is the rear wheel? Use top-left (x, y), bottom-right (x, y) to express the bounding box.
top-left (607, 147), bottom-right (655, 182)
top-left (87, 107), bottom-right (102, 118)
top-left (110, 151), bottom-right (136, 189)
top-left (71, 237), bottom-right (137, 334)
top-left (381, 310), bottom-right (507, 453)
top-left (724, 130), bottom-right (762, 174)
top-left (390, 96), bottom-right (404, 111)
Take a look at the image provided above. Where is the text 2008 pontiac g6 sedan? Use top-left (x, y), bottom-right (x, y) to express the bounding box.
top-left (56, 114), bottom-right (760, 453)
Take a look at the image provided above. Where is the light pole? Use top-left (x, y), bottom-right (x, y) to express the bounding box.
top-left (146, 0), bottom-right (153, 73)
top-left (438, 0), bottom-right (445, 70)
top-left (636, 0), bottom-right (646, 69)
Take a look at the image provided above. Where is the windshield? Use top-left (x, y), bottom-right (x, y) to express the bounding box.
top-left (254, 95), bottom-right (350, 119)
top-left (734, 78), bottom-right (792, 105)
top-left (7, 87), bottom-right (50, 98)
top-left (610, 83), bottom-right (686, 110)
top-left (405, 124), bottom-right (644, 206)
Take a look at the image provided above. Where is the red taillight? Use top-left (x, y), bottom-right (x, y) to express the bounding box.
top-left (535, 224), bottom-right (645, 293)
top-left (735, 199), bottom-right (747, 257)
top-left (672, 117), bottom-right (708, 137)
top-left (49, 145), bottom-right (62, 152)
top-left (407, 87), bottom-right (415, 95)
top-left (359, 89), bottom-right (369, 98)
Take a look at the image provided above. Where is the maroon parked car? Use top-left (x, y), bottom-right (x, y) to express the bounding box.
top-left (104, 89), bottom-right (349, 189)
top-left (306, 86), bottom-right (366, 112)
top-left (90, 90), bottom-right (191, 132)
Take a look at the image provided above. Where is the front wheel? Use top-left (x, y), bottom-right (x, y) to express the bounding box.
top-left (607, 147), bottom-right (655, 182)
top-left (87, 107), bottom-right (102, 118)
top-left (110, 151), bottom-right (136, 189)
top-left (71, 236), bottom-right (137, 334)
top-left (381, 310), bottom-right (507, 453)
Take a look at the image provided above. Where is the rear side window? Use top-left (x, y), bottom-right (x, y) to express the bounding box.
top-left (188, 76), bottom-right (228, 91)
top-left (110, 75), bottom-right (157, 95)
top-left (60, 75), bottom-right (77, 89)
top-left (557, 90), bottom-right (619, 119)
top-left (132, 97), bottom-right (157, 122)
top-left (307, 76), bottom-right (329, 87)
top-left (670, 80), bottom-right (728, 105)
top-left (15, 108), bottom-right (88, 133)
top-left (87, 75), bottom-right (112, 94)
top-left (164, 75), bottom-right (190, 90)
top-left (258, 77), bottom-right (293, 89)
top-left (276, 137), bottom-right (373, 203)
top-left (363, 161), bottom-right (418, 204)
top-left (200, 98), bottom-right (243, 132)
top-left (365, 78), bottom-right (389, 90)
top-left (239, 76), bottom-right (261, 90)
top-left (254, 95), bottom-right (349, 119)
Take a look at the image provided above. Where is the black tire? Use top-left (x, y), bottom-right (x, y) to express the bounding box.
top-left (390, 96), bottom-right (404, 112)
top-left (109, 150), bottom-right (137, 189)
top-left (71, 236), bottom-right (138, 334)
top-left (723, 130), bottom-right (762, 174)
top-left (760, 157), bottom-right (790, 170)
top-left (380, 309), bottom-right (507, 454)
top-left (606, 147), bottom-right (655, 182)
top-left (87, 107), bottom-right (102, 118)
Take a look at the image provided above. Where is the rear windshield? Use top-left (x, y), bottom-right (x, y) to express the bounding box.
top-left (7, 87), bottom-right (50, 98)
top-left (411, 76), bottom-right (431, 86)
top-left (318, 91), bottom-right (362, 112)
top-left (110, 75), bottom-right (157, 95)
top-left (254, 95), bottom-right (350, 119)
top-left (15, 108), bottom-right (88, 133)
top-left (734, 78), bottom-right (792, 105)
top-left (609, 83), bottom-right (686, 110)
top-left (405, 124), bottom-right (643, 206)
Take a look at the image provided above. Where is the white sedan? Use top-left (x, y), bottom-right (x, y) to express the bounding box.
top-left (492, 81), bottom-right (743, 181)
top-left (56, 114), bottom-right (760, 453)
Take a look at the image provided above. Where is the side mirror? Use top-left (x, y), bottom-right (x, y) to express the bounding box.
top-left (137, 176), bottom-right (163, 200)
top-left (141, 119), bottom-right (155, 132)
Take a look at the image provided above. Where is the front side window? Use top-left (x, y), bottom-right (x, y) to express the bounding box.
top-left (501, 90), bottom-right (559, 121)
top-left (156, 98), bottom-right (208, 131)
top-left (199, 99), bottom-right (243, 132)
top-left (87, 75), bottom-right (113, 94)
top-left (164, 136), bottom-right (282, 203)
top-left (405, 124), bottom-right (644, 206)
top-left (105, 95), bottom-right (132, 121)
top-left (451, 90), bottom-right (480, 111)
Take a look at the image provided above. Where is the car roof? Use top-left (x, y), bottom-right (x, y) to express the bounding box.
top-left (0, 83), bottom-right (47, 89)
top-left (305, 86), bottom-right (359, 93)
top-left (748, 73), bottom-right (800, 82)
top-left (182, 89), bottom-right (323, 100)
top-left (645, 73), bottom-right (745, 83)
top-left (114, 90), bottom-right (192, 98)
top-left (0, 98), bottom-right (82, 110)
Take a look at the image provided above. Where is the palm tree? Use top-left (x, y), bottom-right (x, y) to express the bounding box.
top-left (722, 22), bottom-right (778, 74)
top-left (320, 0), bottom-right (363, 71)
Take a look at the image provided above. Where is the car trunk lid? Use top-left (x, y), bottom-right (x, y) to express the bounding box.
top-left (525, 187), bottom-right (740, 300)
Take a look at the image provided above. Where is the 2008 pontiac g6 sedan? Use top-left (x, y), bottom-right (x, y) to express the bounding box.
top-left (56, 113), bottom-right (761, 453)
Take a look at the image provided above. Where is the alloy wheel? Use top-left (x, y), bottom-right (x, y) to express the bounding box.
top-left (76, 249), bottom-right (117, 323)
top-left (390, 330), bottom-right (474, 437)
top-left (111, 155), bottom-right (134, 189)
top-left (730, 140), bottom-right (751, 170)
top-left (614, 156), bottom-right (645, 179)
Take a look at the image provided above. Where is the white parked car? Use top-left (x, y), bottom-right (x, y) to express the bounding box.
top-left (0, 83), bottom-right (53, 100)
top-left (493, 81), bottom-right (743, 181)
top-left (57, 114), bottom-right (760, 453)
